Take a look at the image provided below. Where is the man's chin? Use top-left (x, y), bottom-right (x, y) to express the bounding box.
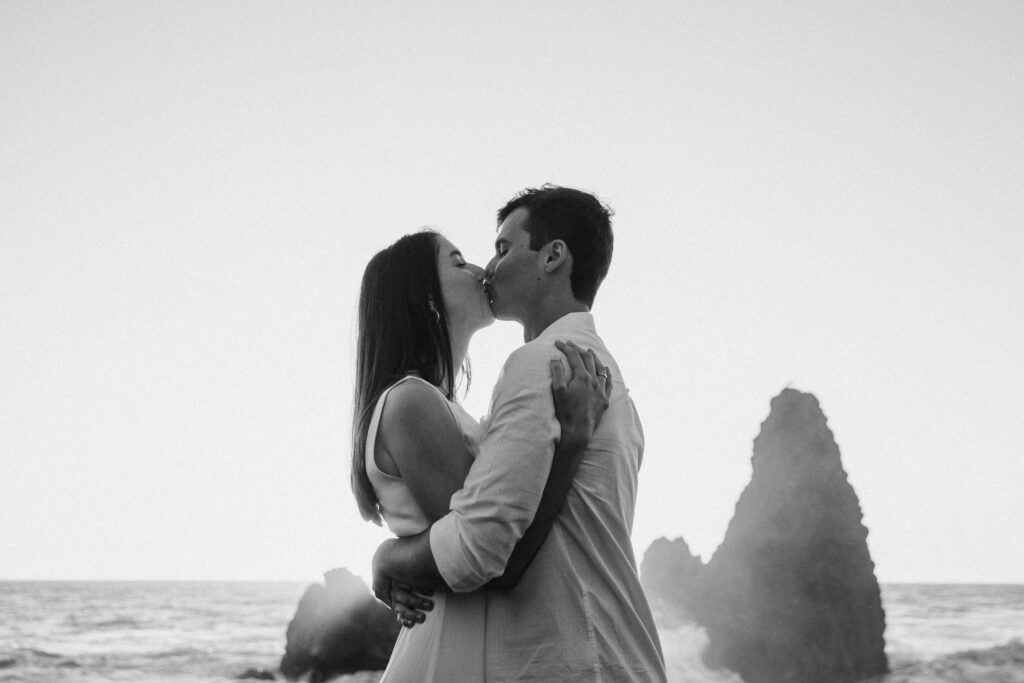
top-left (488, 304), bottom-right (512, 322)
top-left (487, 297), bottom-right (520, 323)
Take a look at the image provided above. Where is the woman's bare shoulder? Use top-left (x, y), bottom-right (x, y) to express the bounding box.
top-left (378, 378), bottom-right (455, 445)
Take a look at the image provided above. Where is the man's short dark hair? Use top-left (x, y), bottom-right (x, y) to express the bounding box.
top-left (497, 185), bottom-right (614, 307)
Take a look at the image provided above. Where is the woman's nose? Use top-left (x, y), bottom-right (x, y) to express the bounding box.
top-left (466, 263), bottom-right (485, 279)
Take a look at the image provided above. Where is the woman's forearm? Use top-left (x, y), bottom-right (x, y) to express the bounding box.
top-left (488, 440), bottom-right (587, 589)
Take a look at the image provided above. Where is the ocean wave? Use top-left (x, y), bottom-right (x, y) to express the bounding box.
top-left (887, 638), bottom-right (1024, 683)
top-left (91, 616), bottom-right (144, 629)
top-left (17, 648), bottom-right (61, 659)
top-left (144, 646), bottom-right (218, 660)
top-left (0, 649), bottom-right (82, 675)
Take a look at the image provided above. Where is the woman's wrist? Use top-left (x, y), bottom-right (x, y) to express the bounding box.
top-left (558, 430), bottom-right (590, 452)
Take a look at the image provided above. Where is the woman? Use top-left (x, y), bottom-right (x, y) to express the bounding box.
top-left (351, 230), bottom-right (611, 681)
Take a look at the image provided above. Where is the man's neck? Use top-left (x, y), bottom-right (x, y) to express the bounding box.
top-left (521, 298), bottom-right (589, 342)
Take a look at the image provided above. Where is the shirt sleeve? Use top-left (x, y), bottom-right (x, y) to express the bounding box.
top-left (429, 342), bottom-right (560, 592)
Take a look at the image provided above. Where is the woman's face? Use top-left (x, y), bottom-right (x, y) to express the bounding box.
top-left (435, 236), bottom-right (493, 336)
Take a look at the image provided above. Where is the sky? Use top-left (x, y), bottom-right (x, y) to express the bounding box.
top-left (2, 1), bottom-right (1021, 585)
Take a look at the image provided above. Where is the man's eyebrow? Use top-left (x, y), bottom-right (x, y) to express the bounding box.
top-left (494, 237), bottom-right (508, 247)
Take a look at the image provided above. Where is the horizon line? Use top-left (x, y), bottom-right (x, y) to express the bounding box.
top-left (2, 577), bottom-right (1022, 587)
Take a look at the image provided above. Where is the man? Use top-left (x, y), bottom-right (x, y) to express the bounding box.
top-left (372, 185), bottom-right (666, 681)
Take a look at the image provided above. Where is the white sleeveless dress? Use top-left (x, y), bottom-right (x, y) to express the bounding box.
top-left (365, 376), bottom-right (487, 682)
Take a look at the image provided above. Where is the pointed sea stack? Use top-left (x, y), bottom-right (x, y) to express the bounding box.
top-left (694, 388), bottom-right (888, 682)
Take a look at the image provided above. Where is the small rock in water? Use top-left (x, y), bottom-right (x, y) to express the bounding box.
top-left (280, 568), bottom-right (399, 680)
top-left (237, 667), bottom-right (276, 680)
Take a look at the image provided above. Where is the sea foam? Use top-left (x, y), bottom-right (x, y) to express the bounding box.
top-left (658, 622), bottom-right (745, 682)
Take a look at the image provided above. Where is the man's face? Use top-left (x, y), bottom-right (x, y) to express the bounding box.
top-left (484, 207), bottom-right (543, 322)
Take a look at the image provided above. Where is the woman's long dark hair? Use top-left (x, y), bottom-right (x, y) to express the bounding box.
top-left (351, 230), bottom-right (463, 525)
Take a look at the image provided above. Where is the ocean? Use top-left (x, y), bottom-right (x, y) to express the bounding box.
top-left (0, 581), bottom-right (1021, 682)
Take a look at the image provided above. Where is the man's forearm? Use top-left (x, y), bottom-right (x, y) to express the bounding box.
top-left (374, 529), bottom-right (448, 593)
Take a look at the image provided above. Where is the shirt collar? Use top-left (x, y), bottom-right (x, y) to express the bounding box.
top-left (534, 311), bottom-right (595, 342)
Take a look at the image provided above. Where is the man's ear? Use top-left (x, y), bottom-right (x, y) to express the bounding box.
top-left (543, 240), bottom-right (570, 273)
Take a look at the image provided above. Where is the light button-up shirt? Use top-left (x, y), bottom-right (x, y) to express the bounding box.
top-left (430, 312), bottom-right (666, 682)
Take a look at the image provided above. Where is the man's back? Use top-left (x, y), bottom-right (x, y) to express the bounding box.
top-left (430, 313), bottom-right (666, 681)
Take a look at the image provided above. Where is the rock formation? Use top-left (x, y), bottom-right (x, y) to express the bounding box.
top-left (640, 536), bottom-right (704, 626)
top-left (642, 388), bottom-right (888, 683)
top-left (280, 568), bottom-right (400, 682)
